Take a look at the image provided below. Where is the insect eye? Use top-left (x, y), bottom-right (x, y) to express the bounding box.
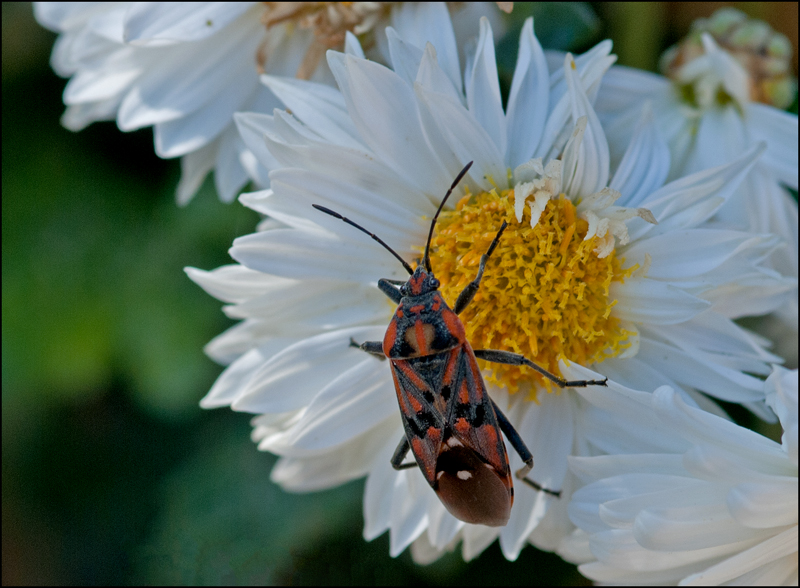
top-left (400, 284), bottom-right (408, 295)
top-left (430, 278), bottom-right (440, 288)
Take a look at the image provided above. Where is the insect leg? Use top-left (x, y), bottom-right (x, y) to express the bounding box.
top-left (390, 436), bottom-right (417, 470)
top-left (349, 338), bottom-right (385, 360)
top-left (473, 349), bottom-right (608, 387)
top-left (491, 399), bottom-right (562, 498)
top-left (378, 279), bottom-right (402, 303)
top-left (453, 221), bottom-right (508, 314)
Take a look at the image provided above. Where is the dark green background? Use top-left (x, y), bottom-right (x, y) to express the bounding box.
top-left (3, 3), bottom-right (795, 584)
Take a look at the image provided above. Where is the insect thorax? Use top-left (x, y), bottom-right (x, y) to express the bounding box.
top-left (384, 291), bottom-right (466, 359)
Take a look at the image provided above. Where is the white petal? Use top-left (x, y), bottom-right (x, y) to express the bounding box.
top-left (425, 506), bottom-right (463, 551)
top-left (327, 52), bottom-right (450, 197)
top-left (412, 50), bottom-right (483, 193)
top-left (390, 2), bottom-right (461, 94)
top-left (258, 124), bottom-right (432, 216)
top-left (634, 503), bottom-right (770, 551)
top-left (610, 277), bottom-right (711, 325)
top-left (415, 84), bottom-right (506, 191)
top-left (34, 3), bottom-right (105, 32)
top-left (461, 524), bottom-right (500, 561)
top-left (230, 326), bottom-right (385, 413)
top-left (538, 43), bottom-right (616, 161)
top-left (609, 103), bottom-right (670, 207)
top-left (656, 311), bottom-right (781, 365)
top-left (123, 3), bottom-right (253, 44)
top-left (62, 59), bottom-right (140, 103)
top-left (590, 527), bottom-right (754, 571)
top-left (230, 228), bottom-right (411, 283)
top-left (747, 103), bottom-right (799, 190)
top-left (61, 96), bottom-right (123, 132)
top-left (385, 26), bottom-right (424, 88)
top-left (623, 229), bottom-right (768, 281)
top-left (200, 339), bottom-right (295, 408)
top-left (548, 41), bottom-right (616, 110)
top-left (578, 559), bottom-right (702, 584)
top-left (389, 469), bottom-right (430, 556)
top-left (652, 388), bottom-right (785, 465)
top-left (343, 31), bottom-right (365, 59)
top-left (574, 476), bottom-right (711, 532)
top-left (597, 356), bottom-right (683, 410)
top-left (214, 124), bottom-right (248, 202)
top-left (265, 138), bottom-right (432, 215)
top-left (499, 393), bottom-right (572, 559)
top-left (765, 367), bottom-right (799, 464)
top-left (639, 339), bottom-right (767, 406)
top-left (363, 434), bottom-right (406, 540)
top-left (594, 64), bottom-right (670, 170)
top-left (237, 188), bottom-right (319, 232)
top-left (681, 526), bottom-right (799, 586)
top-left (153, 65), bottom-right (256, 157)
top-left (118, 14), bottom-right (262, 130)
top-left (268, 168), bottom-right (428, 249)
top-left (558, 528), bottom-right (594, 564)
top-left (569, 454), bottom-right (687, 485)
top-left (225, 278), bottom-right (388, 333)
top-left (505, 18), bottom-right (549, 169)
top-left (259, 75), bottom-right (362, 148)
top-left (202, 319), bottom-right (271, 364)
top-left (628, 143), bottom-right (765, 241)
top-left (465, 18), bottom-right (506, 158)
top-left (727, 480), bottom-right (798, 528)
top-left (681, 444), bottom-right (775, 485)
top-left (285, 359), bottom-right (397, 450)
top-left (562, 54), bottom-right (609, 198)
top-left (415, 43), bottom-right (461, 103)
top-left (581, 397), bottom-right (694, 459)
top-left (185, 264), bottom-right (284, 303)
top-left (176, 140), bottom-right (217, 205)
top-left (270, 422), bottom-right (393, 490)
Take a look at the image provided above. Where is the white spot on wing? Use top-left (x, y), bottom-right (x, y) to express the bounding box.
top-left (447, 438), bottom-right (463, 448)
top-left (457, 470), bottom-right (473, 480)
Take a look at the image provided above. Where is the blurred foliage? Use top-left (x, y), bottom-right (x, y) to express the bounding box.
top-left (2, 2), bottom-right (795, 585)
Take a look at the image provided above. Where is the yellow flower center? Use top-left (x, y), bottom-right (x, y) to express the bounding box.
top-left (428, 188), bottom-right (635, 398)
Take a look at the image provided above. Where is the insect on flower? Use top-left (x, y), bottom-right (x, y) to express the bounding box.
top-left (313, 162), bottom-right (608, 527)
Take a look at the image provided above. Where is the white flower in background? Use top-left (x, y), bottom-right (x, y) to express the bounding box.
top-left (560, 364), bottom-right (798, 586)
top-left (33, 2), bottom-right (503, 204)
top-left (187, 14), bottom-right (791, 562)
top-left (591, 8), bottom-right (799, 360)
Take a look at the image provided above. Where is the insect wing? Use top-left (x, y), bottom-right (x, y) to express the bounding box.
top-left (445, 342), bottom-right (511, 478)
top-left (436, 342), bottom-right (513, 526)
top-left (389, 356), bottom-right (448, 486)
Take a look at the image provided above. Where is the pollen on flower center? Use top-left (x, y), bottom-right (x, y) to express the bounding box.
top-left (429, 189), bottom-right (634, 398)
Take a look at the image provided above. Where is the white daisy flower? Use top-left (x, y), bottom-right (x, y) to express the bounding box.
top-left (33, 1), bottom-right (503, 204)
top-left (591, 8), bottom-right (799, 354)
top-left (560, 363), bottom-right (798, 586)
top-left (188, 16), bottom-right (791, 562)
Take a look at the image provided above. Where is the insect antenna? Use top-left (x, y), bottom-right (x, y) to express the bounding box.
top-left (312, 204), bottom-right (414, 275)
top-left (423, 161), bottom-right (473, 272)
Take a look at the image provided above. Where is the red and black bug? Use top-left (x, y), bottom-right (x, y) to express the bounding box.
top-left (313, 162), bottom-right (607, 527)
